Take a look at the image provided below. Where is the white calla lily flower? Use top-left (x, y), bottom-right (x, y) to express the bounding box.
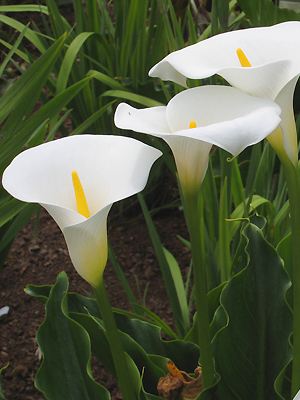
top-left (2, 135), bottom-right (161, 286)
top-left (149, 22), bottom-right (300, 164)
top-left (294, 390), bottom-right (300, 400)
top-left (115, 86), bottom-right (281, 193)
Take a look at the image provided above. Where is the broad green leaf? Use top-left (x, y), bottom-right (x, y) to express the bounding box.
top-left (72, 312), bottom-right (164, 395)
top-left (115, 305), bottom-right (178, 340)
top-left (35, 272), bottom-right (110, 400)
top-left (184, 282), bottom-right (226, 344)
top-left (25, 283), bottom-right (177, 339)
top-left (26, 281), bottom-right (196, 396)
top-left (228, 195), bottom-right (272, 238)
top-left (211, 224), bottom-right (292, 399)
top-left (114, 313), bottom-right (199, 374)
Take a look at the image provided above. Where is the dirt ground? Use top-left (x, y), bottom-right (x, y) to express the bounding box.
top-left (0, 201), bottom-right (190, 399)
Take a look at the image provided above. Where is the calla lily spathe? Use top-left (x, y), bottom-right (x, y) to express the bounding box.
top-left (115, 86), bottom-right (281, 193)
top-left (2, 135), bottom-right (161, 286)
top-left (149, 22), bottom-right (300, 164)
top-left (295, 391), bottom-right (300, 400)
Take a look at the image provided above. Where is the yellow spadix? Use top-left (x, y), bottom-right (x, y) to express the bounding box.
top-left (236, 48), bottom-right (251, 68)
top-left (72, 170), bottom-right (90, 218)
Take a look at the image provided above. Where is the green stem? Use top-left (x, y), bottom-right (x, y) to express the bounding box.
top-left (283, 161), bottom-right (300, 398)
top-left (183, 189), bottom-right (215, 388)
top-left (94, 280), bottom-right (137, 400)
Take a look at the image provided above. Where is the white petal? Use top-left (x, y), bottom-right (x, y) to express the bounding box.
top-left (63, 205), bottom-right (111, 287)
top-left (2, 135), bottom-right (162, 227)
top-left (221, 60), bottom-right (292, 100)
top-left (3, 135), bottom-right (162, 286)
top-left (275, 76), bottom-right (299, 164)
top-left (115, 87), bottom-right (281, 157)
top-left (294, 389), bottom-right (300, 400)
top-left (165, 136), bottom-right (211, 192)
top-left (114, 104), bottom-right (170, 135)
top-left (41, 204), bottom-right (85, 231)
top-left (165, 86), bottom-right (281, 155)
top-left (172, 109), bottom-right (280, 156)
top-left (166, 86), bottom-right (279, 129)
top-left (115, 103), bottom-right (211, 191)
top-left (149, 22), bottom-right (300, 96)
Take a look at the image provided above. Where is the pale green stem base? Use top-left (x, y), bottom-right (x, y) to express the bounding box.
top-left (94, 280), bottom-right (136, 400)
top-left (183, 189), bottom-right (215, 388)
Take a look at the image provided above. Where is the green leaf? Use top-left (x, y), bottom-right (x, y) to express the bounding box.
top-left (103, 90), bottom-right (163, 107)
top-left (163, 248), bottom-right (190, 324)
top-left (56, 32), bottom-right (95, 93)
top-left (217, 177), bottom-right (231, 281)
top-left (35, 272), bottom-right (110, 400)
top-left (237, 0), bottom-right (300, 25)
top-left (0, 5), bottom-right (48, 14)
top-left (211, 0), bottom-right (229, 34)
top-left (119, 305), bottom-right (178, 340)
top-left (0, 34), bottom-right (65, 125)
top-left (114, 313), bottom-right (199, 374)
top-left (277, 233), bottom-right (292, 278)
top-left (0, 204), bottom-right (37, 266)
top-left (211, 224), bottom-right (292, 399)
top-left (108, 244), bottom-right (139, 313)
top-left (0, 38), bottom-right (30, 64)
top-left (88, 70), bottom-right (124, 90)
top-left (0, 76), bottom-right (92, 172)
top-left (45, 0), bottom-right (71, 37)
top-left (71, 312), bottom-right (164, 395)
top-left (0, 197), bottom-right (27, 228)
top-left (0, 25), bottom-right (28, 79)
top-left (228, 195), bottom-right (272, 239)
top-left (70, 101), bottom-right (115, 136)
top-left (138, 193), bottom-right (190, 336)
top-left (27, 280), bottom-right (196, 396)
top-left (0, 15), bottom-right (46, 53)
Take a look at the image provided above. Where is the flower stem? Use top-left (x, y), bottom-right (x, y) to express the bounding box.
top-left (94, 280), bottom-right (137, 400)
top-left (183, 189), bottom-right (215, 388)
top-left (283, 161), bottom-right (300, 398)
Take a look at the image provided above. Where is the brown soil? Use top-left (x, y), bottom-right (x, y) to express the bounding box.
top-left (0, 202), bottom-right (190, 400)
